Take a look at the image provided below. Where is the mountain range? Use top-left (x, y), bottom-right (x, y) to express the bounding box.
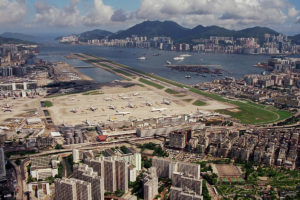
top-left (3, 21), bottom-right (298, 45)
top-left (0, 36), bottom-right (34, 45)
top-left (0, 32), bottom-right (38, 42)
top-left (77, 20), bottom-right (292, 43)
top-left (290, 34), bottom-right (300, 45)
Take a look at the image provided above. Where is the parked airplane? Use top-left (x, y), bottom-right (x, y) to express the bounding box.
top-left (104, 97), bottom-right (113, 101)
top-left (3, 103), bottom-right (11, 108)
top-left (146, 101), bottom-right (153, 106)
top-left (0, 126), bottom-right (9, 130)
top-left (162, 99), bottom-right (171, 105)
top-left (115, 110), bottom-right (131, 116)
top-left (83, 119), bottom-right (95, 126)
top-left (2, 108), bottom-right (12, 112)
top-left (151, 107), bottom-right (168, 112)
top-left (128, 103), bottom-right (135, 108)
top-left (70, 108), bottom-right (77, 113)
top-left (89, 106), bottom-right (97, 111)
top-left (108, 105), bottom-right (115, 110)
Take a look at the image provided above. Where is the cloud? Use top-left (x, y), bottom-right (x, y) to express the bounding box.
top-left (135, 0), bottom-right (291, 29)
top-left (27, 0), bottom-right (300, 34)
top-left (82, 0), bottom-right (114, 26)
top-left (0, 0), bottom-right (27, 24)
top-left (111, 9), bottom-right (132, 22)
top-left (34, 0), bottom-right (81, 27)
top-left (288, 6), bottom-right (299, 18)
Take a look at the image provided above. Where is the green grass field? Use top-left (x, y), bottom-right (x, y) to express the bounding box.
top-left (112, 69), bottom-right (135, 77)
top-left (193, 100), bottom-right (206, 106)
top-left (43, 101), bottom-right (53, 107)
top-left (189, 87), bottom-right (292, 124)
top-left (82, 90), bottom-right (103, 95)
top-left (165, 88), bottom-right (180, 95)
top-left (139, 78), bottom-right (164, 89)
top-left (183, 99), bottom-right (193, 102)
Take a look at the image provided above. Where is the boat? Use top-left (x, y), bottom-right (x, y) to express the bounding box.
top-left (180, 54), bottom-right (191, 57)
top-left (185, 75), bottom-right (191, 79)
top-left (166, 60), bottom-right (171, 65)
top-left (173, 56), bottom-right (184, 61)
top-left (137, 56), bottom-right (146, 60)
top-left (153, 53), bottom-right (160, 56)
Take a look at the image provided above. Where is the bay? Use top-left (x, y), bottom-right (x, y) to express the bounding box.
top-left (38, 42), bottom-right (269, 85)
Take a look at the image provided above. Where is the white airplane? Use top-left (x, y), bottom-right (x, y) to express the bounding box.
top-left (151, 107), bottom-right (168, 112)
top-left (104, 97), bottom-right (113, 101)
top-left (133, 92), bottom-right (140, 96)
top-left (108, 105), bottom-right (115, 110)
top-left (0, 126), bottom-right (9, 130)
top-left (128, 103), bottom-right (135, 108)
top-left (115, 110), bottom-right (131, 116)
top-left (89, 106), bottom-right (97, 111)
top-left (70, 108), bottom-right (77, 113)
top-left (83, 119), bottom-right (95, 126)
top-left (2, 108), bottom-right (12, 112)
top-left (3, 103), bottom-right (11, 108)
top-left (162, 99), bottom-right (171, 105)
top-left (146, 101), bottom-right (153, 106)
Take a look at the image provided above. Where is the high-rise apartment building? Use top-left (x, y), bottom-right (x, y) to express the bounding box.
top-left (143, 167), bottom-right (158, 200)
top-left (74, 164), bottom-right (105, 200)
top-left (55, 178), bottom-right (92, 200)
top-left (115, 160), bottom-right (128, 192)
top-left (0, 147), bottom-right (6, 181)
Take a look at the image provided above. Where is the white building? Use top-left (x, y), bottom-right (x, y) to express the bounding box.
top-left (31, 168), bottom-right (58, 180)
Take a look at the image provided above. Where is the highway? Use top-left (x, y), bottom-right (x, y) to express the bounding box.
top-left (9, 137), bottom-right (156, 160)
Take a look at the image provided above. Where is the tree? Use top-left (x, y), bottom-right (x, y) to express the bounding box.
top-left (55, 144), bottom-right (63, 149)
top-left (202, 180), bottom-right (211, 200)
top-left (120, 146), bottom-right (130, 154)
top-left (114, 190), bottom-right (125, 197)
top-left (15, 159), bottom-right (21, 166)
top-left (143, 157), bottom-right (152, 169)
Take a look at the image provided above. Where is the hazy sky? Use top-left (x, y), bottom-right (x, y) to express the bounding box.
top-left (1, 0), bottom-right (300, 35)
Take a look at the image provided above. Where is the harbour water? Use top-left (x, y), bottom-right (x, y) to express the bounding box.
top-left (38, 42), bottom-right (269, 85)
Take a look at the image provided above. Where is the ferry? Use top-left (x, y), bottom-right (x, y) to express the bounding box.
top-left (137, 56), bottom-right (146, 60)
top-left (180, 54), bottom-right (191, 57)
top-left (173, 56), bottom-right (184, 61)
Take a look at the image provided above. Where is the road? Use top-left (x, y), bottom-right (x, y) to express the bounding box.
top-left (8, 160), bottom-right (24, 200)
